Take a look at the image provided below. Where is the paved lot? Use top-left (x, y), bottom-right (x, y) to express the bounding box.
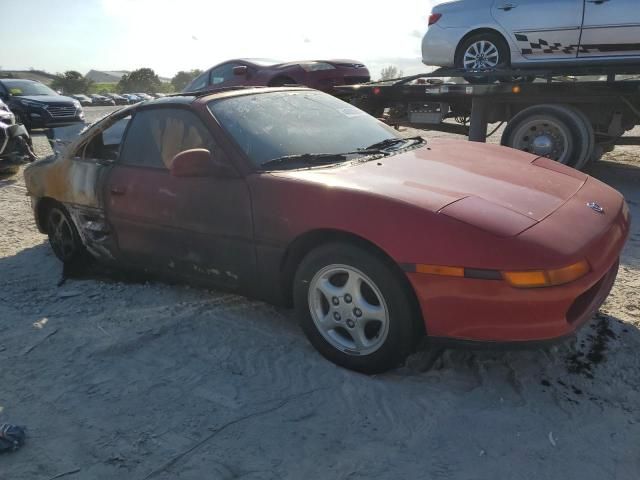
top-left (1, 105), bottom-right (639, 479)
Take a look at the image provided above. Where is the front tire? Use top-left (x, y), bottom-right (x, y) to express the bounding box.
top-left (45, 204), bottom-right (86, 264)
top-left (293, 243), bottom-right (419, 374)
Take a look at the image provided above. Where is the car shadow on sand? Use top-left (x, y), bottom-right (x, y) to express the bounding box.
top-left (2, 214), bottom-right (639, 480)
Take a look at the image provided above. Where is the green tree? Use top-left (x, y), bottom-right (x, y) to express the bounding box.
top-left (379, 66), bottom-right (403, 81)
top-left (171, 69), bottom-right (203, 91)
top-left (118, 68), bottom-right (162, 93)
top-left (51, 71), bottom-right (93, 94)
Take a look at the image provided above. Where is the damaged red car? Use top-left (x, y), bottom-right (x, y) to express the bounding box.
top-left (24, 87), bottom-right (630, 373)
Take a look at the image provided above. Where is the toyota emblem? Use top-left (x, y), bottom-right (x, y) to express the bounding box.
top-left (587, 202), bottom-right (605, 214)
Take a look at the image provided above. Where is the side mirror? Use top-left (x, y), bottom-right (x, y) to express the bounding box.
top-left (170, 149), bottom-right (235, 178)
top-left (233, 65), bottom-right (248, 76)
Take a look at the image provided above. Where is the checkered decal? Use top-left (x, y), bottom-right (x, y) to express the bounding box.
top-left (515, 33), bottom-right (579, 55)
top-left (515, 33), bottom-right (640, 55)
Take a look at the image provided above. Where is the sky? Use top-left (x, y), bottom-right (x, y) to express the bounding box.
top-left (0, 0), bottom-right (437, 80)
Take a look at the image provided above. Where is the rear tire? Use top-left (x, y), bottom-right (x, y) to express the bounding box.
top-left (501, 104), bottom-right (593, 169)
top-left (455, 32), bottom-right (510, 84)
top-left (293, 243), bottom-right (419, 374)
top-left (566, 107), bottom-right (595, 170)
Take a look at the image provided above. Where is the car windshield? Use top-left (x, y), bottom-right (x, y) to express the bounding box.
top-left (2, 80), bottom-right (57, 96)
top-left (208, 90), bottom-right (400, 168)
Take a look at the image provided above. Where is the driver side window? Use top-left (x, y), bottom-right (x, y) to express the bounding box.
top-left (82, 115), bottom-right (131, 162)
top-left (119, 107), bottom-right (217, 169)
top-left (209, 63), bottom-right (237, 85)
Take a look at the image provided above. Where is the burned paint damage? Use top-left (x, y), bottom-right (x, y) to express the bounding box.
top-left (65, 204), bottom-right (114, 260)
top-left (24, 111), bottom-right (131, 261)
top-left (25, 100), bottom-right (255, 291)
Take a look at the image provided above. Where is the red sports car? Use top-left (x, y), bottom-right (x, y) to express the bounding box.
top-left (24, 87), bottom-right (630, 373)
top-left (183, 58), bottom-right (370, 95)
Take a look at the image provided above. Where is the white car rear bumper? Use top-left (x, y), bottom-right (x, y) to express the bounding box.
top-left (422, 25), bottom-right (468, 68)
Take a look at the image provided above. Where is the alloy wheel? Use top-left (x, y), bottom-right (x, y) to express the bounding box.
top-left (308, 264), bottom-right (390, 356)
top-left (463, 40), bottom-right (500, 70)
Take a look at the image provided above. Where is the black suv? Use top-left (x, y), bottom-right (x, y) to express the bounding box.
top-left (0, 79), bottom-right (85, 131)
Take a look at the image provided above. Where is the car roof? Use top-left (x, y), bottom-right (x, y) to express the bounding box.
top-left (238, 58), bottom-right (283, 66)
top-left (167, 85), bottom-right (310, 104)
top-left (121, 86), bottom-right (311, 110)
top-left (0, 78), bottom-right (42, 85)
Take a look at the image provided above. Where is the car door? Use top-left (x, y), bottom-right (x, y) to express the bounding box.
top-left (491, 0), bottom-right (585, 61)
top-left (580, 0), bottom-right (640, 58)
top-left (104, 106), bottom-right (255, 290)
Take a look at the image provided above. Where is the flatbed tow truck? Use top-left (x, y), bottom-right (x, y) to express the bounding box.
top-left (336, 63), bottom-right (640, 170)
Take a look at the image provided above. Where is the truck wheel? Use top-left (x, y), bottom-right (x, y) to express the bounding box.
top-left (455, 32), bottom-right (509, 84)
top-left (566, 107), bottom-right (595, 170)
top-left (293, 242), bottom-right (419, 374)
top-left (501, 104), bottom-right (592, 169)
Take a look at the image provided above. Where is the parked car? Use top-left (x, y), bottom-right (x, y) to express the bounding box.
top-left (0, 97), bottom-right (32, 175)
top-left (0, 98), bottom-right (15, 125)
top-left (0, 79), bottom-right (84, 131)
top-left (119, 94), bottom-right (139, 104)
top-left (133, 93), bottom-right (154, 101)
top-left (103, 93), bottom-right (129, 105)
top-left (70, 94), bottom-right (93, 106)
top-left (23, 87), bottom-right (629, 373)
top-left (183, 58), bottom-right (371, 95)
top-left (422, 0), bottom-right (640, 75)
top-left (89, 94), bottom-right (116, 106)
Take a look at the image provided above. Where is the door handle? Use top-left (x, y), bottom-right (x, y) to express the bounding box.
top-left (497, 3), bottom-right (517, 10)
top-left (110, 185), bottom-right (126, 195)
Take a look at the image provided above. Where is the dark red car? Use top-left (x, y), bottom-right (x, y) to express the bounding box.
top-left (183, 58), bottom-right (370, 95)
top-left (24, 87), bottom-right (630, 373)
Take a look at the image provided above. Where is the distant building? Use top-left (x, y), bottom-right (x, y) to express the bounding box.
top-left (0, 70), bottom-right (57, 85)
top-left (85, 70), bottom-right (130, 84)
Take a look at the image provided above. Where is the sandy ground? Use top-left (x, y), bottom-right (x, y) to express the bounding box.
top-left (1, 106), bottom-right (639, 479)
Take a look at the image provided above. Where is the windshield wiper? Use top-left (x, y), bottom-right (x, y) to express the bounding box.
top-left (361, 136), bottom-right (425, 152)
top-left (260, 153), bottom-right (348, 169)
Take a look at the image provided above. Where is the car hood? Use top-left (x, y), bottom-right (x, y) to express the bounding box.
top-left (275, 138), bottom-right (587, 223)
top-left (16, 95), bottom-right (75, 105)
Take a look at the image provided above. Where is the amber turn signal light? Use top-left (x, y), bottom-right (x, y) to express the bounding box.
top-left (416, 264), bottom-right (464, 277)
top-left (503, 260), bottom-right (590, 288)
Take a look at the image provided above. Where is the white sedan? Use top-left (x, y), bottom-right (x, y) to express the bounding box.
top-left (422, 0), bottom-right (640, 73)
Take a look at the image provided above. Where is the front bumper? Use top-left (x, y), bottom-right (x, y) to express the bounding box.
top-left (23, 105), bottom-right (84, 128)
top-left (407, 185), bottom-right (630, 344)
